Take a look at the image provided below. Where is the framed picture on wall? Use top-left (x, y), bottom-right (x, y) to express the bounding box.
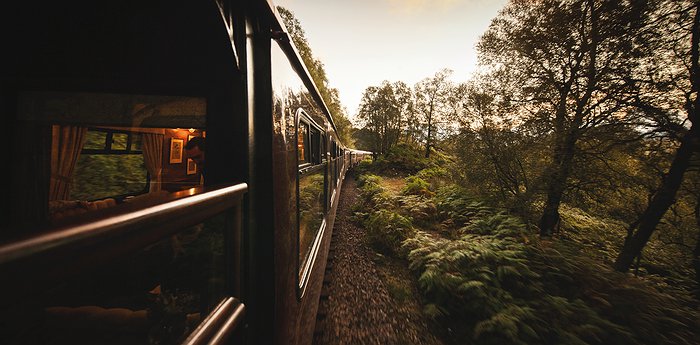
top-left (186, 158), bottom-right (197, 175)
top-left (169, 138), bottom-right (184, 164)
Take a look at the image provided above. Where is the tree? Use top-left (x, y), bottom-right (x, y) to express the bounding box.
top-left (478, 0), bottom-right (656, 237)
top-left (614, 1), bottom-right (700, 272)
top-left (694, 183), bottom-right (700, 298)
top-left (356, 81), bottom-right (412, 154)
top-left (414, 69), bottom-right (454, 158)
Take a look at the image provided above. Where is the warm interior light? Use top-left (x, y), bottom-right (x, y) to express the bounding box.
top-left (188, 128), bottom-right (195, 133)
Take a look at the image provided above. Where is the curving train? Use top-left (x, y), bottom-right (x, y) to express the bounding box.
top-left (1, 1), bottom-right (371, 344)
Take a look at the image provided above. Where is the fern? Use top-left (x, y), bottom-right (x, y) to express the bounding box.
top-left (357, 173), bottom-right (700, 345)
top-left (365, 210), bottom-right (415, 256)
top-left (396, 194), bottom-right (437, 226)
top-left (401, 176), bottom-right (434, 197)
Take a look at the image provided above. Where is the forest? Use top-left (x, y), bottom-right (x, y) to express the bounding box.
top-left (282, 0), bottom-right (700, 343)
top-left (352, 0), bottom-right (700, 286)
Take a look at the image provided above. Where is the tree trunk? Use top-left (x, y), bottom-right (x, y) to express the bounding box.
top-left (615, 3), bottom-right (700, 272)
top-left (538, 134), bottom-right (577, 237)
top-left (539, 0), bottom-right (598, 237)
top-left (691, 189), bottom-right (700, 299)
top-left (692, 194), bottom-right (700, 300)
top-left (425, 105), bottom-right (433, 159)
top-left (614, 125), bottom-right (698, 272)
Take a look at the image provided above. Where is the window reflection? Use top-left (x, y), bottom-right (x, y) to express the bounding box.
top-left (298, 165), bottom-right (326, 276)
top-left (298, 123), bottom-right (308, 164)
top-left (1, 215), bottom-right (228, 345)
top-left (16, 92), bottom-right (208, 227)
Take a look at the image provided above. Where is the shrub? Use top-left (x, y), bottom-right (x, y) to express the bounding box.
top-left (353, 174), bottom-right (396, 227)
top-left (434, 185), bottom-right (492, 227)
top-left (373, 143), bottom-right (430, 175)
top-left (404, 230), bottom-right (640, 344)
top-left (403, 230), bottom-right (546, 343)
top-left (460, 212), bottom-right (529, 239)
top-left (357, 174), bottom-right (393, 207)
top-left (403, 208), bottom-right (700, 345)
top-left (415, 166), bottom-right (449, 192)
top-left (401, 176), bottom-right (433, 197)
top-left (355, 157), bottom-right (374, 175)
top-left (366, 210), bottom-right (415, 256)
top-left (528, 242), bottom-right (700, 345)
top-left (396, 195), bottom-right (437, 227)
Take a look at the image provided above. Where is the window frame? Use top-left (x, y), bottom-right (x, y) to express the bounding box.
top-left (80, 127), bottom-right (144, 155)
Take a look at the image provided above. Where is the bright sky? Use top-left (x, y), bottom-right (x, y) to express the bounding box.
top-left (274, 0), bottom-right (509, 121)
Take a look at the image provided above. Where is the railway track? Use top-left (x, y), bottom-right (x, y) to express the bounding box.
top-left (312, 174), bottom-right (404, 345)
top-left (312, 173), bottom-right (444, 345)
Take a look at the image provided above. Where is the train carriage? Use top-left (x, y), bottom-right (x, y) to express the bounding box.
top-left (0, 1), bottom-right (359, 344)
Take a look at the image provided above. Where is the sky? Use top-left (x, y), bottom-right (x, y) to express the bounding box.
top-left (273, 0), bottom-right (509, 121)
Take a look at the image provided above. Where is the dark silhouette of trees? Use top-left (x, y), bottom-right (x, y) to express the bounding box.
top-left (614, 1), bottom-right (700, 272)
top-left (478, 0), bottom-right (657, 237)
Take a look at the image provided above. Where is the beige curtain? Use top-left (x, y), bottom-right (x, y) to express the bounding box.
top-left (49, 125), bottom-right (88, 201)
top-left (142, 133), bottom-right (164, 192)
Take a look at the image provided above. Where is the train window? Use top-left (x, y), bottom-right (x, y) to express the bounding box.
top-left (2, 214), bottom-right (230, 344)
top-left (298, 122), bottom-right (309, 165)
top-left (296, 115), bottom-right (327, 289)
top-left (71, 128), bottom-right (148, 201)
top-left (298, 165), bottom-right (326, 285)
top-left (16, 91), bottom-right (207, 227)
top-left (310, 128), bottom-right (321, 164)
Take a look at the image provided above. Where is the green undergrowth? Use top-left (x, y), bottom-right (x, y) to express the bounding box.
top-left (353, 166), bottom-right (700, 345)
top-left (355, 143), bottom-right (453, 177)
top-left (558, 205), bottom-right (696, 291)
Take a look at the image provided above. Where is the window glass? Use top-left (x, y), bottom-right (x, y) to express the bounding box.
top-left (131, 134), bottom-right (143, 152)
top-left (298, 165), bottom-right (326, 279)
top-left (83, 130), bottom-right (108, 150)
top-left (298, 122), bottom-right (309, 164)
top-left (16, 91), bottom-right (207, 227)
top-left (310, 129), bottom-right (319, 164)
top-left (1, 214), bottom-right (229, 345)
top-left (271, 41), bottom-right (332, 291)
top-left (112, 132), bottom-right (129, 151)
top-left (71, 152), bottom-right (148, 201)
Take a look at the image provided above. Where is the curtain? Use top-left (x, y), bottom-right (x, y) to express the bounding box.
top-left (49, 125), bottom-right (87, 201)
top-left (142, 133), bottom-right (164, 192)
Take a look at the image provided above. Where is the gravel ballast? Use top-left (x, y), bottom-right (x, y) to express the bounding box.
top-left (313, 174), bottom-right (442, 345)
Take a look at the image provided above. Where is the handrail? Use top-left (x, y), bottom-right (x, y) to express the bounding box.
top-left (0, 183), bottom-right (248, 297)
top-left (184, 297), bottom-right (246, 345)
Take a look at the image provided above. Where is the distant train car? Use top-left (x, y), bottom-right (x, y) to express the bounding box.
top-left (347, 149), bottom-right (374, 167)
top-left (1, 1), bottom-right (354, 344)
